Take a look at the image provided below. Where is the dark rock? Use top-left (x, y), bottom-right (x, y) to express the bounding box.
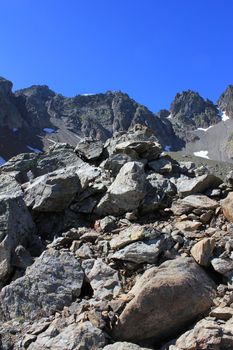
top-left (0, 249), bottom-right (84, 320)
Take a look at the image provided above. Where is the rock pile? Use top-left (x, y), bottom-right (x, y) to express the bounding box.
top-left (1, 125), bottom-right (233, 349)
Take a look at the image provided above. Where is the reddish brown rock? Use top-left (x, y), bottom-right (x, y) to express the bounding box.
top-left (191, 238), bottom-right (215, 266)
top-left (221, 192), bottom-right (233, 222)
top-left (113, 257), bottom-right (215, 343)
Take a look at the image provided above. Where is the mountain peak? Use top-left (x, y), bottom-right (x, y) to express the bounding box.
top-left (0, 77), bottom-right (13, 96)
top-left (217, 85), bottom-right (233, 117)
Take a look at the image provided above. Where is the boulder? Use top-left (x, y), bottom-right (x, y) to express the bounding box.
top-left (141, 174), bottom-right (176, 214)
top-left (75, 137), bottom-right (104, 161)
top-left (0, 249), bottom-right (84, 320)
top-left (181, 195), bottom-right (219, 210)
top-left (82, 258), bottom-right (121, 300)
top-left (191, 238), bottom-right (215, 266)
top-left (221, 192), bottom-right (233, 222)
top-left (148, 156), bottom-right (174, 174)
top-left (28, 321), bottom-right (106, 350)
top-left (211, 258), bottom-right (233, 276)
top-left (24, 168), bottom-right (81, 212)
top-left (105, 124), bottom-right (162, 160)
top-left (101, 153), bottom-right (136, 176)
top-left (169, 317), bottom-right (233, 350)
top-left (176, 174), bottom-right (222, 198)
top-left (113, 257), bottom-right (215, 343)
top-left (1, 144), bottom-right (84, 183)
top-left (95, 162), bottom-right (146, 216)
top-left (0, 174), bottom-right (35, 287)
top-left (111, 237), bottom-right (169, 264)
top-left (175, 220), bottom-right (202, 232)
top-left (114, 140), bottom-right (162, 160)
top-left (110, 225), bottom-right (161, 250)
top-left (171, 195), bottom-right (218, 216)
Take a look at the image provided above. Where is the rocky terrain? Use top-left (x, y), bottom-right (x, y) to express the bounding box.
top-left (1, 123), bottom-right (233, 349)
top-left (2, 76), bottom-right (233, 163)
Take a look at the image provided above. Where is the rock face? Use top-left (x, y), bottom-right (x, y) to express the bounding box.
top-left (0, 78), bottom-right (182, 161)
top-left (113, 257), bottom-right (215, 343)
top-left (1, 76), bottom-right (233, 165)
top-left (0, 249), bottom-right (84, 320)
top-left (169, 90), bottom-right (220, 142)
top-left (217, 85), bottom-right (233, 118)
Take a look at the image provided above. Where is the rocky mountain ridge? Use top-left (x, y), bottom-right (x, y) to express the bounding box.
top-left (1, 124), bottom-right (233, 349)
top-left (1, 76), bottom-right (233, 163)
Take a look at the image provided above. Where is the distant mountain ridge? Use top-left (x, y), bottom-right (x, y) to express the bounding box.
top-left (0, 76), bottom-right (232, 163)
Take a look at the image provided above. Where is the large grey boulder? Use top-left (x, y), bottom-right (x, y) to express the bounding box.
top-left (0, 249), bottom-right (84, 320)
top-left (23, 168), bottom-right (81, 212)
top-left (101, 153), bottom-right (136, 176)
top-left (111, 236), bottom-right (171, 264)
top-left (28, 321), bottom-right (106, 350)
top-left (141, 173), bottom-right (176, 214)
top-left (95, 162), bottom-right (146, 216)
top-left (0, 174), bottom-right (35, 287)
top-left (110, 225), bottom-right (161, 250)
top-left (113, 257), bottom-right (215, 343)
top-left (169, 317), bottom-right (233, 350)
top-left (175, 174), bottom-right (222, 198)
top-left (105, 124), bottom-right (162, 160)
top-left (172, 194), bottom-right (219, 216)
top-left (1, 143), bottom-right (84, 184)
top-left (82, 258), bottom-right (121, 300)
top-left (75, 137), bottom-right (104, 161)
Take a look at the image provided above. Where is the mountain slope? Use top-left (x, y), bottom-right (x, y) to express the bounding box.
top-left (1, 76), bottom-right (233, 164)
top-left (0, 77), bottom-right (183, 160)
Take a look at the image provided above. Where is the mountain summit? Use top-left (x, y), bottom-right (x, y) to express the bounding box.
top-left (0, 77), bottom-right (233, 163)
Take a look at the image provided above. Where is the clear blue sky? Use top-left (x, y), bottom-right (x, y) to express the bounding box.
top-left (0, 0), bottom-right (233, 112)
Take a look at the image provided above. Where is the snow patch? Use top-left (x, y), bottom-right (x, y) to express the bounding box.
top-left (81, 93), bottom-right (95, 96)
top-left (193, 150), bottom-right (210, 159)
top-left (167, 114), bottom-right (172, 119)
top-left (27, 145), bottom-right (42, 153)
top-left (221, 111), bottom-right (230, 122)
top-left (43, 128), bottom-right (55, 134)
top-left (197, 125), bottom-right (214, 132)
top-left (164, 145), bottom-right (172, 151)
top-left (12, 128), bottom-right (18, 132)
top-left (0, 156), bottom-right (6, 165)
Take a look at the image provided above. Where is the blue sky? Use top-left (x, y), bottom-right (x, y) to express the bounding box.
top-left (0, 0), bottom-right (233, 111)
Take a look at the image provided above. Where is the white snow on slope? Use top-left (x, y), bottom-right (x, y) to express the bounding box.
top-left (0, 156), bottom-right (6, 165)
top-left (12, 128), bottom-right (18, 132)
top-left (81, 93), bottom-right (95, 96)
top-left (164, 145), bottom-right (172, 151)
top-left (27, 146), bottom-right (42, 153)
top-left (193, 150), bottom-right (210, 159)
top-left (221, 111), bottom-right (230, 122)
top-left (197, 125), bottom-right (214, 132)
top-left (43, 128), bottom-right (55, 134)
top-left (167, 114), bottom-right (172, 119)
